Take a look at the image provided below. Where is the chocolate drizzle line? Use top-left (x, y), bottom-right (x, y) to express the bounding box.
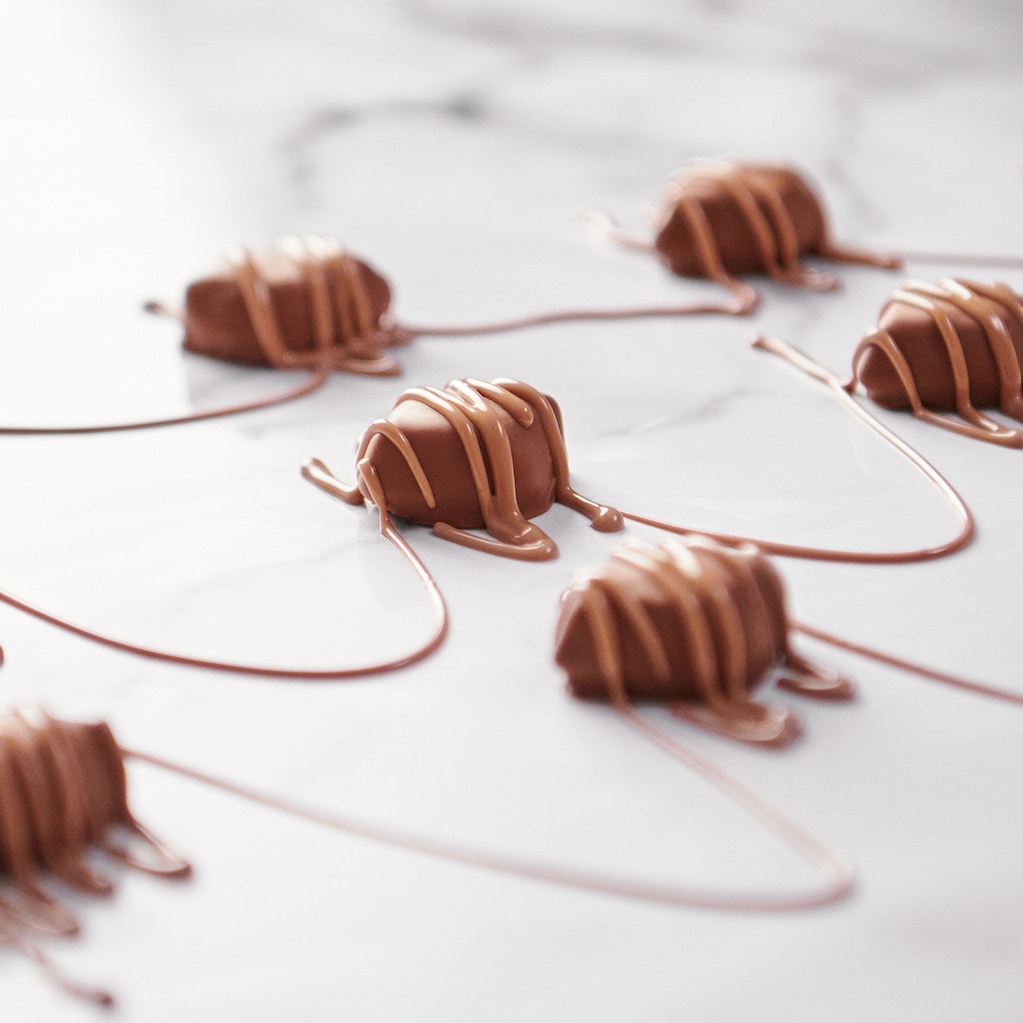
top-left (0, 363), bottom-right (333, 436)
top-left (121, 740), bottom-right (854, 914)
top-left (0, 707), bottom-right (189, 1008)
top-left (394, 293), bottom-right (748, 336)
top-left (618, 334), bottom-right (974, 564)
top-left (851, 279), bottom-right (1023, 447)
top-left (0, 518), bottom-right (448, 679)
top-left (900, 251), bottom-right (1023, 270)
top-left (794, 622), bottom-right (1023, 706)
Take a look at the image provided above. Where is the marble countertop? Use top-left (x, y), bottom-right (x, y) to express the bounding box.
top-left (2, 1), bottom-right (1022, 1019)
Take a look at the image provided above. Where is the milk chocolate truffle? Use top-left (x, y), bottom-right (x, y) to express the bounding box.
top-left (651, 161), bottom-right (900, 297)
top-left (181, 235), bottom-right (400, 375)
top-left (851, 278), bottom-right (1023, 446)
top-left (555, 538), bottom-right (850, 745)
top-left (304, 378), bottom-right (624, 561)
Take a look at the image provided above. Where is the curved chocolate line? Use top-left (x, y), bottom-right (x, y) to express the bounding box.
top-left (0, 483), bottom-right (449, 679)
top-left (620, 334), bottom-right (974, 565)
top-left (123, 737), bottom-right (855, 914)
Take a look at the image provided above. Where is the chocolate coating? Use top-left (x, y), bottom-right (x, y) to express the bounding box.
top-left (656, 164), bottom-right (827, 276)
top-left (367, 386), bottom-right (562, 530)
top-left (182, 237), bottom-right (399, 374)
top-left (555, 538), bottom-right (849, 744)
top-left (851, 278), bottom-right (1023, 446)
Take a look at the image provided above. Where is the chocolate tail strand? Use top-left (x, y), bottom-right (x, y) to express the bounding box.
top-left (899, 250), bottom-right (1023, 270)
top-left (794, 621), bottom-right (1023, 706)
top-left (121, 723), bottom-right (852, 913)
top-left (618, 334), bottom-right (975, 565)
top-left (396, 293), bottom-right (752, 339)
top-left (0, 472), bottom-right (448, 678)
top-left (0, 926), bottom-right (113, 1009)
top-left (750, 335), bottom-right (974, 559)
top-left (0, 363), bottom-right (333, 435)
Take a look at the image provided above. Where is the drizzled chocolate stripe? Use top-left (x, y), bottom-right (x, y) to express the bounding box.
top-left (216, 235), bottom-right (401, 375)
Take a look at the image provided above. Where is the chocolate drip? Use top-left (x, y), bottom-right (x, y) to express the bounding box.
top-left (303, 378), bottom-right (624, 561)
top-left (556, 538), bottom-right (851, 747)
top-left (0, 708), bottom-right (188, 1007)
top-left (851, 278), bottom-right (1023, 446)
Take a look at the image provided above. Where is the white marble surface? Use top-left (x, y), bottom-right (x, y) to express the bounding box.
top-left (2, 0), bottom-right (1023, 1019)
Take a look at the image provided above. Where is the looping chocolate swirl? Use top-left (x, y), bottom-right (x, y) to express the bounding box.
top-left (555, 537), bottom-right (852, 746)
top-left (850, 278), bottom-right (1023, 447)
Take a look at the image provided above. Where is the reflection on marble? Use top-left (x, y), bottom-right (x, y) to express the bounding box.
top-left (1, 0), bottom-right (1023, 1019)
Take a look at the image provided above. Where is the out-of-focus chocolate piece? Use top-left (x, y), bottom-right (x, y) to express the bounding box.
top-left (651, 161), bottom-right (901, 302)
top-left (0, 707), bottom-right (190, 1005)
top-left (851, 278), bottom-right (1023, 446)
top-left (182, 236), bottom-right (401, 375)
top-left (555, 538), bottom-right (851, 745)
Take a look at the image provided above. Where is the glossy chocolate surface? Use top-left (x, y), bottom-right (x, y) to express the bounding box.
top-left (852, 279), bottom-right (1023, 445)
